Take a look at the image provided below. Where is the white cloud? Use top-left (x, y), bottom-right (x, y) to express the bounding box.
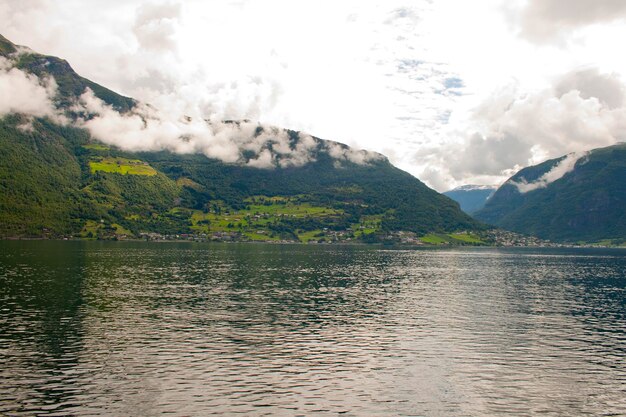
top-left (76, 88), bottom-right (380, 168)
top-left (133, 2), bottom-right (181, 52)
top-left (325, 141), bottom-right (384, 166)
top-left (518, 0), bottom-right (626, 43)
top-left (554, 68), bottom-right (624, 109)
top-left (0, 57), bottom-right (60, 119)
top-left (413, 69), bottom-right (626, 190)
top-left (510, 151), bottom-right (588, 193)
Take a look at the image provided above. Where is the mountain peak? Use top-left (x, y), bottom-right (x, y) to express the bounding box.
top-left (0, 34), bottom-right (17, 55)
top-left (447, 184), bottom-right (498, 192)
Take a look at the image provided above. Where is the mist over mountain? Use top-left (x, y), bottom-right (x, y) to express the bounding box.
top-left (475, 143), bottom-right (626, 242)
top-left (0, 34), bottom-right (479, 240)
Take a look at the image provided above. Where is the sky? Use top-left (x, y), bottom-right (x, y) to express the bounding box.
top-left (3, 0), bottom-right (626, 191)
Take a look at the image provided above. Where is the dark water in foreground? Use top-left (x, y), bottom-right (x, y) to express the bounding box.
top-left (0, 241), bottom-right (625, 416)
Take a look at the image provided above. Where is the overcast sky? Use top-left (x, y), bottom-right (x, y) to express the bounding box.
top-left (3, 0), bottom-right (626, 191)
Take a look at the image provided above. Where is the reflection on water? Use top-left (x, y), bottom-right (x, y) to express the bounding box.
top-left (1, 241), bottom-right (625, 416)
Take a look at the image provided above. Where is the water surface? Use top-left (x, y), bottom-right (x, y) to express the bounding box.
top-left (1, 241), bottom-right (625, 416)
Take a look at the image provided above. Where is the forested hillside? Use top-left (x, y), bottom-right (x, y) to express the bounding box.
top-left (475, 144), bottom-right (626, 242)
top-left (0, 34), bottom-right (480, 241)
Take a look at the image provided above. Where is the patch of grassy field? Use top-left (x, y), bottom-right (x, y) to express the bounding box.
top-left (82, 143), bottom-right (111, 151)
top-left (112, 223), bottom-right (132, 236)
top-left (448, 232), bottom-right (485, 244)
top-left (420, 232), bottom-right (486, 245)
top-left (79, 220), bottom-right (101, 238)
top-left (297, 229), bottom-right (325, 242)
top-left (184, 197), bottom-right (345, 238)
top-left (246, 202), bottom-right (341, 218)
top-left (243, 231), bottom-right (280, 241)
top-left (89, 157), bottom-right (157, 176)
top-left (420, 234), bottom-right (449, 244)
top-left (245, 196), bottom-right (291, 203)
top-left (189, 210), bottom-right (247, 233)
top-left (331, 185), bottom-right (363, 194)
top-left (176, 177), bottom-right (204, 190)
top-left (351, 214), bottom-right (383, 236)
top-left (582, 239), bottom-right (626, 247)
top-left (79, 220), bottom-right (131, 239)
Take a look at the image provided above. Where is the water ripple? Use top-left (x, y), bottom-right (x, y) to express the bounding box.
top-left (1, 242), bottom-right (625, 416)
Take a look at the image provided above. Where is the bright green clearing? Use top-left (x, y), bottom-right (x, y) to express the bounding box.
top-left (420, 234), bottom-right (449, 245)
top-left (297, 230), bottom-right (326, 242)
top-left (449, 232), bottom-right (484, 244)
top-left (351, 214), bottom-right (383, 237)
top-left (582, 239), bottom-right (626, 247)
top-left (89, 157), bottom-right (157, 176)
top-left (176, 177), bottom-right (203, 190)
top-left (79, 220), bottom-right (132, 239)
top-left (82, 143), bottom-right (111, 151)
top-left (420, 232), bottom-right (485, 245)
top-left (246, 203), bottom-right (340, 218)
top-left (162, 196), bottom-right (351, 241)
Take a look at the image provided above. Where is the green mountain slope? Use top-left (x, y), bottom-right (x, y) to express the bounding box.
top-left (0, 34), bottom-right (480, 241)
top-left (474, 144), bottom-right (626, 242)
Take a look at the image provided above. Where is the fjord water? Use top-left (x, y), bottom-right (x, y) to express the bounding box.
top-left (1, 242), bottom-right (625, 416)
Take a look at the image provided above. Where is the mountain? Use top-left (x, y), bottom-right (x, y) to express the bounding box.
top-left (474, 144), bottom-right (626, 242)
top-left (0, 34), bottom-right (135, 112)
top-left (443, 185), bottom-right (496, 214)
top-left (0, 35), bottom-right (480, 241)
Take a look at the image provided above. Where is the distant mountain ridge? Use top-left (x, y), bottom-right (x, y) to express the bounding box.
top-left (474, 143), bottom-right (626, 242)
top-left (444, 185), bottom-right (497, 214)
top-left (0, 34), bottom-right (480, 240)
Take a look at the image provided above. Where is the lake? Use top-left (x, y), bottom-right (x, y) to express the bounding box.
top-left (1, 241), bottom-right (625, 416)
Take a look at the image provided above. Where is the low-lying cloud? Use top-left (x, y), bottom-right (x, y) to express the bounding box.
top-left (1, 52), bottom-right (381, 169)
top-left (510, 151), bottom-right (588, 193)
top-left (75, 89), bottom-right (382, 168)
top-left (0, 57), bottom-right (60, 120)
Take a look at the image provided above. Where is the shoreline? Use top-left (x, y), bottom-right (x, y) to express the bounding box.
top-left (2, 237), bottom-right (625, 250)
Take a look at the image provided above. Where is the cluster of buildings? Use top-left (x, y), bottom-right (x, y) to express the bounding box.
top-left (483, 229), bottom-right (560, 247)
